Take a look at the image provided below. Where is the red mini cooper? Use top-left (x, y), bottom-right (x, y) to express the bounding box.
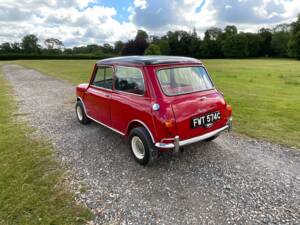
top-left (76, 56), bottom-right (232, 165)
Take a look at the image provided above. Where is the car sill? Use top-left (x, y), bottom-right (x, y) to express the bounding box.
top-left (86, 115), bottom-right (125, 136)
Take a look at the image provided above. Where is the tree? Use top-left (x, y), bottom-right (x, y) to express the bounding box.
top-left (204, 27), bottom-right (223, 41)
top-left (288, 32), bottom-right (300, 58)
top-left (86, 44), bottom-right (102, 54)
top-left (114, 41), bottom-right (124, 54)
top-left (224, 25), bottom-right (238, 38)
top-left (11, 42), bottom-right (21, 53)
top-left (101, 43), bottom-right (114, 54)
top-left (156, 39), bottom-right (171, 55)
top-left (288, 14), bottom-right (300, 58)
top-left (144, 44), bottom-right (161, 55)
top-left (136, 30), bottom-right (149, 41)
top-left (167, 30), bottom-right (195, 56)
top-left (166, 31), bottom-right (180, 55)
top-left (223, 33), bottom-right (249, 58)
top-left (0, 42), bottom-right (12, 53)
top-left (122, 30), bottom-right (149, 55)
top-left (44, 38), bottom-right (63, 49)
top-left (188, 29), bottom-right (202, 58)
top-left (258, 28), bottom-right (272, 56)
top-left (201, 27), bottom-right (223, 58)
top-left (21, 34), bottom-right (40, 53)
top-left (290, 14), bottom-right (300, 34)
top-left (246, 33), bottom-right (261, 57)
top-left (121, 40), bottom-right (138, 55)
top-left (199, 40), bottom-right (222, 58)
top-left (64, 48), bottom-right (73, 54)
top-left (271, 24), bottom-right (290, 57)
top-left (134, 30), bottom-right (149, 55)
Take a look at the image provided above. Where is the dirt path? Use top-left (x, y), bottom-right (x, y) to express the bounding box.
top-left (3, 64), bottom-right (300, 225)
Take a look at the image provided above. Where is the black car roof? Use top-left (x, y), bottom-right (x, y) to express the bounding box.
top-left (97, 56), bottom-right (202, 66)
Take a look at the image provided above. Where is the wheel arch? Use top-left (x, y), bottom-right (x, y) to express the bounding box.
top-left (76, 97), bottom-right (88, 115)
top-left (126, 120), bottom-right (155, 143)
top-left (76, 96), bottom-right (82, 102)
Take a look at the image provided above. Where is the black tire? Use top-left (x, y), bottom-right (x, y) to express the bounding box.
top-left (76, 101), bottom-right (90, 124)
top-left (129, 127), bottom-right (158, 165)
top-left (204, 135), bottom-right (218, 142)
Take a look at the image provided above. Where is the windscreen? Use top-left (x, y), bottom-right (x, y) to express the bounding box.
top-left (156, 66), bottom-right (214, 96)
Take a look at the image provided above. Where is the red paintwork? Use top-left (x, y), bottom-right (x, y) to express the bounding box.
top-left (76, 61), bottom-right (232, 148)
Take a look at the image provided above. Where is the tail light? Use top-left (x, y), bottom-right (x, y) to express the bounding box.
top-left (164, 119), bottom-right (175, 136)
top-left (226, 104), bottom-right (232, 117)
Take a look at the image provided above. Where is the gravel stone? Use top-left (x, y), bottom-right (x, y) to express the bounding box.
top-left (3, 64), bottom-right (300, 225)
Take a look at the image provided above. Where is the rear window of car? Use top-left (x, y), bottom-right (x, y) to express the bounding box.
top-left (156, 66), bottom-right (214, 96)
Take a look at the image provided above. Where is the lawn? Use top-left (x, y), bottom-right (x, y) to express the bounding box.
top-left (14, 59), bottom-right (300, 148)
top-left (0, 66), bottom-right (91, 224)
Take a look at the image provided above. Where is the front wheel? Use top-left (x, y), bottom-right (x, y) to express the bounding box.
top-left (76, 101), bottom-right (90, 124)
top-left (129, 127), bottom-right (158, 165)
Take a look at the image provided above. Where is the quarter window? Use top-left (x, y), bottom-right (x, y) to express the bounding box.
top-left (115, 66), bottom-right (145, 95)
top-left (92, 67), bottom-right (113, 89)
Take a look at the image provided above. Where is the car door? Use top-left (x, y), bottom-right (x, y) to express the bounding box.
top-left (84, 66), bottom-right (113, 126)
top-left (111, 66), bottom-right (152, 133)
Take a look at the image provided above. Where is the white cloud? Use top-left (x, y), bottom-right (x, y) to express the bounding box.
top-left (134, 0), bottom-right (147, 9)
top-left (130, 0), bottom-right (300, 34)
top-left (0, 0), bottom-right (136, 47)
top-left (0, 0), bottom-right (300, 47)
top-left (130, 0), bottom-right (213, 32)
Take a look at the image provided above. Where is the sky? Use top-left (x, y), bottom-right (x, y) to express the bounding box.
top-left (0, 0), bottom-right (300, 47)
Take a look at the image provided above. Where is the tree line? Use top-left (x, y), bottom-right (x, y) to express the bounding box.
top-left (1, 14), bottom-right (300, 59)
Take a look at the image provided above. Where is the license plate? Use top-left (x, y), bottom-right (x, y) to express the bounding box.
top-left (191, 111), bottom-right (221, 128)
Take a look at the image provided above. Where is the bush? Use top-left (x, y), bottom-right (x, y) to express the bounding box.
top-left (144, 44), bottom-right (161, 55)
top-left (0, 53), bottom-right (116, 60)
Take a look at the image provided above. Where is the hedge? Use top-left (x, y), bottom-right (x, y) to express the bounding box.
top-left (0, 53), bottom-right (116, 60)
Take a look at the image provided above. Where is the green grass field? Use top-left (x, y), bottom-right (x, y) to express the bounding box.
top-left (0, 67), bottom-right (91, 224)
top-left (12, 59), bottom-right (300, 148)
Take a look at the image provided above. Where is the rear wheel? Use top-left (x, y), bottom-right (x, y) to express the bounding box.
top-left (129, 127), bottom-right (158, 165)
top-left (76, 101), bottom-right (90, 124)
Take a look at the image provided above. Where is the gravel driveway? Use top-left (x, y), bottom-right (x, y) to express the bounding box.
top-left (3, 64), bottom-right (300, 225)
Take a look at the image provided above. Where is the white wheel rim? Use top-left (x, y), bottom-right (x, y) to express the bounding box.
top-left (131, 136), bottom-right (145, 160)
top-left (76, 105), bottom-right (83, 121)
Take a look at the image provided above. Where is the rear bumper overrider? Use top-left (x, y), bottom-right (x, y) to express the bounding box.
top-left (155, 117), bottom-right (233, 152)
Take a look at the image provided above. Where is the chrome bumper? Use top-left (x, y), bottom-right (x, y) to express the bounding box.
top-left (155, 117), bottom-right (232, 153)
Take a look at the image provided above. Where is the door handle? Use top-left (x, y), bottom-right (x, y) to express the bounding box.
top-left (104, 94), bottom-right (111, 98)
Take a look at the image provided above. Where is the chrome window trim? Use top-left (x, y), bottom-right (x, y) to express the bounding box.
top-left (91, 65), bottom-right (114, 90)
top-left (90, 85), bottom-right (113, 92)
top-left (114, 65), bottom-right (146, 97)
top-left (114, 90), bottom-right (146, 97)
top-left (155, 65), bottom-right (215, 97)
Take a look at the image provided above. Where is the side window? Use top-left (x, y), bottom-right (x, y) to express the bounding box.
top-left (92, 66), bottom-right (113, 89)
top-left (115, 66), bottom-right (145, 95)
